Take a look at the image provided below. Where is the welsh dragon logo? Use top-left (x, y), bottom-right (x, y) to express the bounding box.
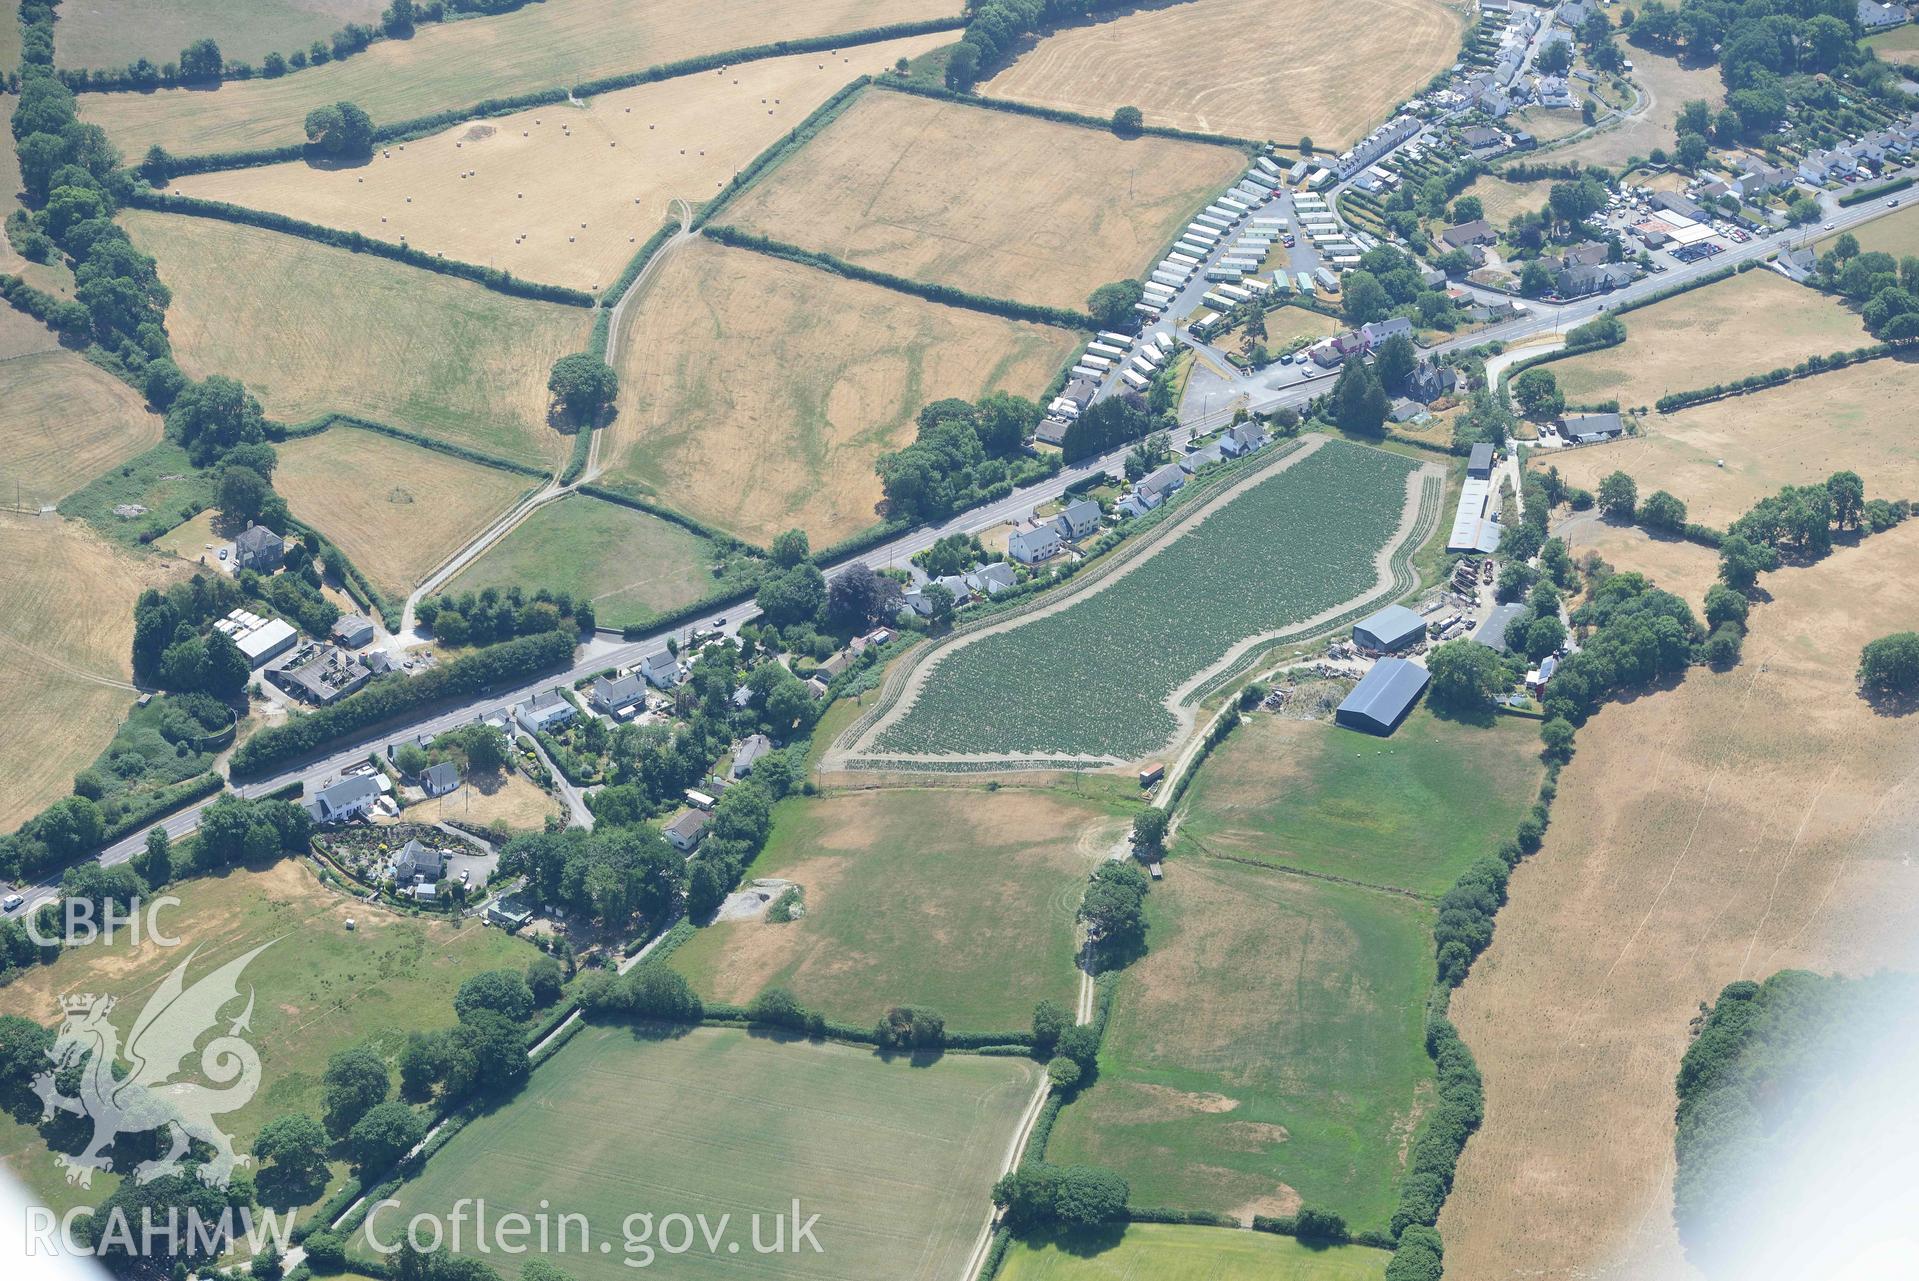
top-left (33, 942), bottom-right (273, 1189)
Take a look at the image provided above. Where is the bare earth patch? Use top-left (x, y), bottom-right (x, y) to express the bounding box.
top-left (1439, 521), bottom-right (1919, 1280)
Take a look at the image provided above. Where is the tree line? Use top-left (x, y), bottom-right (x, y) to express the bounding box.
top-left (418, 586), bottom-right (594, 648)
top-left (878, 393), bottom-right (1057, 521)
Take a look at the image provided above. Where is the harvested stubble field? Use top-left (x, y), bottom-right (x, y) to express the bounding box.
top-left (170, 33), bottom-right (949, 293)
top-left (0, 342), bottom-right (162, 510)
top-left (1176, 706), bottom-right (1544, 898)
top-left (1439, 521), bottom-right (1919, 1279)
top-left (1549, 270), bottom-right (1870, 411)
top-left (863, 439), bottom-right (1429, 762)
top-left (607, 237), bottom-right (1078, 545)
top-left (979, 0), bottom-right (1464, 148)
top-left (1046, 857), bottom-right (1435, 1230)
top-left (725, 87), bottom-right (1243, 311)
top-left (0, 514), bottom-right (169, 830)
top-left (362, 1022), bottom-right (1039, 1281)
top-left (273, 427), bottom-right (534, 602)
top-left (1553, 51), bottom-right (1726, 170)
top-left (127, 211), bottom-right (589, 468)
top-left (998, 1223), bottom-right (1391, 1281)
top-left (447, 493), bottom-right (731, 631)
top-left (81, 0), bottom-right (964, 157)
top-left (54, 0), bottom-right (385, 70)
top-left (1553, 508), bottom-right (1721, 607)
top-left (1550, 356), bottom-right (1919, 531)
top-left (0, 859), bottom-right (540, 1207)
top-left (671, 785), bottom-right (1122, 1031)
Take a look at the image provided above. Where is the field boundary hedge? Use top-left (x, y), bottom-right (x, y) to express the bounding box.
top-left (272, 412), bottom-right (551, 479)
top-left (873, 77), bottom-right (1264, 153)
top-left (1653, 341), bottom-right (1905, 413)
top-left (123, 190), bottom-right (595, 306)
top-left (702, 223), bottom-right (1096, 329)
top-left (1838, 174), bottom-right (1915, 206)
top-left (594, 218), bottom-right (681, 317)
top-left (691, 76), bottom-right (873, 232)
top-left (142, 18), bottom-right (970, 172)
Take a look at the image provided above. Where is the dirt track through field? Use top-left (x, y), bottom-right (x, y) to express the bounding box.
top-left (1438, 521), bottom-right (1919, 1280)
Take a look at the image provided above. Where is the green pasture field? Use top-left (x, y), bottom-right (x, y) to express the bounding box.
top-left (357, 1022), bottom-right (1038, 1281)
top-left (1044, 859), bottom-right (1435, 1230)
top-left (446, 494), bottom-right (750, 631)
top-left (0, 859), bottom-right (541, 1210)
top-left (80, 0), bottom-right (963, 157)
top-left (54, 0), bottom-right (386, 70)
top-left (998, 1223), bottom-right (1390, 1281)
top-left (125, 211), bottom-right (589, 469)
top-left (1175, 706), bottom-right (1544, 896)
top-left (671, 784), bottom-right (1124, 1031)
top-left (871, 440), bottom-right (1424, 760)
top-left (57, 441), bottom-right (216, 548)
top-left (1822, 200), bottom-right (1919, 258)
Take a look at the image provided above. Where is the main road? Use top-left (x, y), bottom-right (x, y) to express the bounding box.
top-left (7, 191), bottom-right (1897, 919)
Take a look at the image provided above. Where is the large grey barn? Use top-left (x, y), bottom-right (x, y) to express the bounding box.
top-left (1352, 605), bottom-right (1427, 652)
top-left (1336, 658), bottom-right (1430, 735)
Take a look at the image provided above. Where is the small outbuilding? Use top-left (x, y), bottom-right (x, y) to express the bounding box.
top-left (1336, 658), bottom-right (1431, 735)
top-left (1467, 442), bottom-right (1495, 479)
top-left (1353, 605), bottom-right (1427, 653)
top-left (331, 614), bottom-right (376, 648)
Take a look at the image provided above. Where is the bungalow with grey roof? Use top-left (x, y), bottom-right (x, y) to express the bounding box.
top-left (1441, 219), bottom-right (1497, 249)
top-left (730, 733), bottom-right (773, 779)
top-left (664, 810), bottom-right (708, 853)
top-left (420, 761), bottom-right (460, 797)
top-left (966, 562), bottom-right (1016, 595)
top-left (1562, 411), bottom-right (1626, 443)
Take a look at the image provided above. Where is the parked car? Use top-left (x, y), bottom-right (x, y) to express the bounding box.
top-left (2, 893), bottom-right (24, 914)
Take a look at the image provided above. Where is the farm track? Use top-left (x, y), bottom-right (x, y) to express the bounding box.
top-left (397, 199), bottom-right (696, 637)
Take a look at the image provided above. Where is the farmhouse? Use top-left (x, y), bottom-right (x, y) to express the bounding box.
top-left (730, 733), bottom-right (774, 779)
top-left (1352, 604), bottom-right (1428, 653)
top-left (1410, 358), bottom-right (1458, 403)
top-left (514, 688), bottom-right (577, 735)
top-left (1336, 658), bottom-right (1430, 735)
top-left (331, 614), bottom-right (376, 648)
top-left (420, 761), bottom-right (461, 798)
top-left (1562, 411), bottom-right (1626, 443)
top-left (1053, 498), bottom-right (1103, 540)
top-left (640, 649), bottom-right (683, 689)
top-left (232, 523), bottom-right (284, 573)
top-left (664, 809), bottom-right (708, 853)
top-left (590, 671), bottom-right (649, 718)
top-left (304, 773), bottom-right (385, 825)
top-left (391, 838), bottom-right (445, 886)
top-left (1010, 525), bottom-right (1064, 565)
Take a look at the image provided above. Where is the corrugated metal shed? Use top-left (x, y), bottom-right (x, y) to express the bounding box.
top-left (1353, 605), bottom-right (1427, 652)
top-left (1336, 659), bottom-right (1430, 735)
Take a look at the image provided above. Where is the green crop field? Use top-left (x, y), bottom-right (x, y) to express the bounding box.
top-left (998, 1224), bottom-right (1390, 1281)
top-left (869, 440), bottom-right (1426, 760)
top-left (1175, 707), bottom-right (1544, 896)
top-left (1044, 859), bottom-right (1435, 1230)
top-left (0, 859), bottom-right (541, 1211)
top-left (358, 1023), bottom-right (1038, 1281)
top-left (446, 494), bottom-right (751, 631)
top-left (126, 211), bottom-right (590, 469)
top-left (671, 784), bottom-right (1124, 1031)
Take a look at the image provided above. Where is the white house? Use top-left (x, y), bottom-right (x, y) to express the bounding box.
top-left (514, 689), bottom-right (577, 735)
top-left (1135, 462), bottom-right (1186, 509)
top-left (966, 562), bottom-right (1016, 596)
top-left (1221, 421), bottom-right (1269, 457)
top-left (664, 810), bottom-right (708, 853)
top-left (1009, 526), bottom-right (1064, 565)
top-left (640, 649), bottom-right (682, 690)
top-left (304, 774), bottom-right (385, 825)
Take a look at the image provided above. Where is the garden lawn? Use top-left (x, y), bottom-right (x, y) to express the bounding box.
top-left (998, 1224), bottom-right (1390, 1281)
top-left (670, 785), bottom-right (1124, 1032)
top-left (445, 493), bottom-right (745, 631)
top-left (871, 439), bottom-right (1425, 760)
top-left (1044, 858), bottom-right (1435, 1230)
top-left (1175, 706), bottom-right (1545, 896)
top-left (356, 1022), bottom-right (1038, 1281)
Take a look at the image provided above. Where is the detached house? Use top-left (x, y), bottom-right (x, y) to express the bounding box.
top-left (640, 649), bottom-right (682, 690)
top-left (664, 810), bottom-right (708, 853)
top-left (590, 671), bottom-right (649, 718)
top-left (1053, 498), bottom-right (1103, 541)
top-left (1408, 358), bottom-right (1457, 403)
top-left (419, 761), bottom-right (460, 798)
top-left (232, 523), bottom-right (284, 573)
top-left (514, 689), bottom-right (577, 735)
top-left (1220, 421), bottom-right (1269, 457)
top-left (1009, 525), bottom-right (1064, 565)
top-left (1134, 463), bottom-right (1186, 509)
top-left (1440, 219), bottom-right (1497, 250)
top-left (391, 838), bottom-right (444, 886)
top-left (304, 774), bottom-right (383, 825)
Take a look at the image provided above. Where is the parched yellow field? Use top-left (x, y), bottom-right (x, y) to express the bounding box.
top-left (169, 32), bottom-right (951, 293)
top-left (726, 87), bottom-right (1243, 311)
top-left (54, 0), bottom-right (385, 70)
top-left (607, 237), bottom-right (1079, 545)
top-left (980, 0), bottom-right (1465, 148)
top-left (1441, 521), bottom-right (1919, 1279)
top-left (1551, 357), bottom-right (1919, 530)
top-left (0, 342), bottom-right (164, 510)
top-left (1551, 508), bottom-right (1721, 608)
top-left (1554, 50), bottom-right (1726, 170)
top-left (1825, 200), bottom-right (1919, 260)
top-left (406, 768), bottom-right (559, 832)
top-left (1457, 173), bottom-right (1554, 225)
top-left (273, 427), bottom-right (534, 602)
top-left (0, 514), bottom-right (173, 830)
top-left (1549, 270), bottom-right (1870, 411)
top-left (127, 211), bottom-right (590, 468)
top-left (81, 0), bottom-right (964, 157)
